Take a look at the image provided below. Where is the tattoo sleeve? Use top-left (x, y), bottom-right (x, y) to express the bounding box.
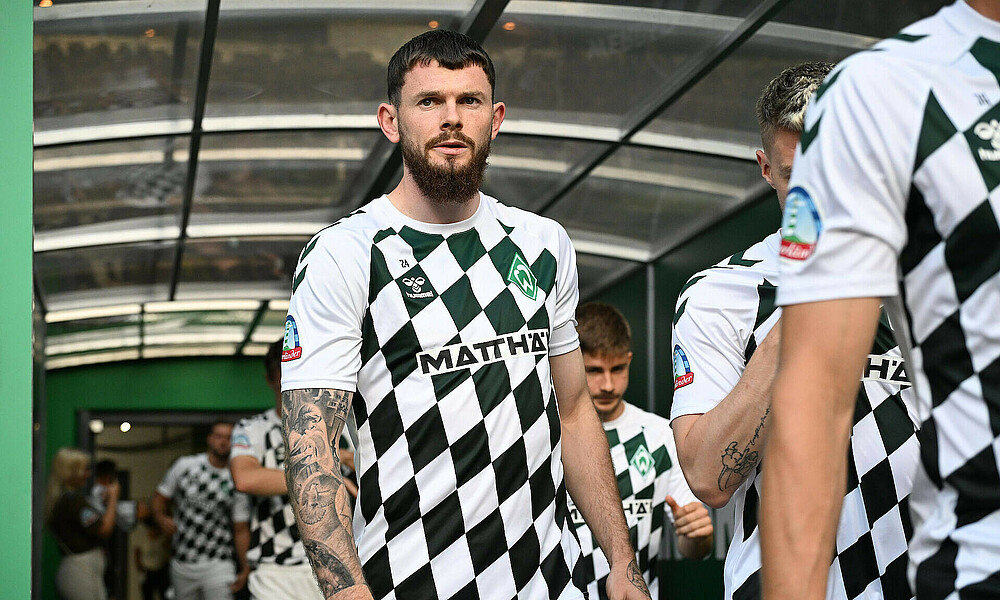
top-left (718, 407), bottom-right (770, 492)
top-left (282, 388), bottom-right (367, 598)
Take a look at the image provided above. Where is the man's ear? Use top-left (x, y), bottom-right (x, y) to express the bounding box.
top-left (490, 101), bottom-right (505, 140)
top-left (756, 149), bottom-right (775, 189)
top-left (378, 103), bottom-right (400, 144)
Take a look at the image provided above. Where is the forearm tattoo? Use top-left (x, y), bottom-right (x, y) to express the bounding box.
top-left (627, 559), bottom-right (651, 598)
top-left (282, 388), bottom-right (365, 596)
top-left (718, 408), bottom-right (769, 492)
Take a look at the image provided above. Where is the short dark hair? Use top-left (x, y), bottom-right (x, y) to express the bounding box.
top-left (756, 62), bottom-right (835, 150)
top-left (94, 459), bottom-right (116, 480)
top-left (265, 339), bottom-right (282, 383)
top-left (387, 29), bottom-right (496, 106)
top-left (576, 302), bottom-right (631, 357)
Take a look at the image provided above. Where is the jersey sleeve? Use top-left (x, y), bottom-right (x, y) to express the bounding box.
top-left (777, 57), bottom-right (922, 306)
top-left (230, 419), bottom-right (263, 462)
top-left (155, 458), bottom-right (182, 498)
top-left (548, 224), bottom-right (581, 356)
top-left (669, 280), bottom-right (750, 421)
top-left (281, 232), bottom-right (368, 392)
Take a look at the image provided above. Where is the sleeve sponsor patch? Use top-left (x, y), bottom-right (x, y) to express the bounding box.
top-left (780, 186), bottom-right (823, 261)
top-left (231, 433), bottom-right (251, 448)
top-left (673, 344), bottom-right (694, 390)
top-left (282, 315), bottom-right (302, 362)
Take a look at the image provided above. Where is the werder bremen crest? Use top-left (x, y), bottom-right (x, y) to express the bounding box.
top-left (630, 444), bottom-right (655, 480)
top-left (507, 252), bottom-right (538, 300)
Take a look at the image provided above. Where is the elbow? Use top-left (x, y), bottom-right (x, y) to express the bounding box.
top-left (232, 473), bottom-right (251, 494)
top-left (685, 474), bottom-right (733, 509)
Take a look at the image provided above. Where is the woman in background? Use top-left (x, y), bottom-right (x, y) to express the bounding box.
top-left (45, 447), bottom-right (119, 600)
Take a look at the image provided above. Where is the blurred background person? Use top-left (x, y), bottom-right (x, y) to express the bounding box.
top-left (154, 420), bottom-right (249, 599)
top-left (133, 510), bottom-right (171, 600)
top-left (46, 447), bottom-right (120, 600)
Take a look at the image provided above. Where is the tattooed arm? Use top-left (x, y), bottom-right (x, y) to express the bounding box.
top-left (281, 388), bottom-right (372, 600)
top-left (671, 323), bottom-right (780, 508)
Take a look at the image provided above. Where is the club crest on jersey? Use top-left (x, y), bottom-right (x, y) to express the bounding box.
top-left (282, 316), bottom-right (302, 362)
top-left (630, 444), bottom-right (656, 480)
top-left (507, 252), bottom-right (538, 300)
top-left (780, 187), bottom-right (823, 261)
top-left (673, 344), bottom-right (694, 390)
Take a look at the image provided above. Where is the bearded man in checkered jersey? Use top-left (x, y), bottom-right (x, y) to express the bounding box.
top-left (571, 302), bottom-right (713, 600)
top-left (279, 30), bottom-right (648, 600)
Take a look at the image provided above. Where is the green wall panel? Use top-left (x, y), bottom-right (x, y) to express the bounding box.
top-left (42, 357), bottom-right (275, 599)
top-left (3, 2), bottom-right (33, 599)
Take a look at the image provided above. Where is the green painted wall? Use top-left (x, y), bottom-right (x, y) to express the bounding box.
top-left (42, 357), bottom-right (275, 599)
top-left (3, 2), bottom-right (33, 599)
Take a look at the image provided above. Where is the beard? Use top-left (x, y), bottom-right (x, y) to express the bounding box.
top-left (399, 127), bottom-right (491, 205)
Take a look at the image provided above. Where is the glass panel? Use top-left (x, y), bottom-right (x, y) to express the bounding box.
top-left (777, 0), bottom-right (947, 38)
top-left (143, 310), bottom-right (254, 345)
top-left (547, 146), bottom-right (761, 251)
top-left (142, 344), bottom-right (238, 358)
top-left (564, 0), bottom-right (752, 19)
top-left (206, 3), bottom-right (472, 120)
top-left (577, 253), bottom-right (638, 298)
top-left (484, 2), bottom-right (754, 131)
top-left (250, 309), bottom-right (289, 344)
top-left (640, 0), bottom-right (891, 150)
top-left (176, 237), bottom-right (308, 300)
top-left (46, 314), bottom-right (142, 355)
top-left (34, 1), bottom-right (205, 132)
top-left (47, 348), bottom-right (141, 370)
top-left (38, 241), bottom-right (175, 311)
top-left (189, 131), bottom-right (380, 234)
top-left (482, 135), bottom-right (606, 212)
top-left (34, 137), bottom-right (187, 246)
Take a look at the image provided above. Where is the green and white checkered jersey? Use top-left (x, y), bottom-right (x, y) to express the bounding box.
top-left (569, 402), bottom-right (697, 600)
top-left (777, 2), bottom-right (1000, 596)
top-left (282, 194), bottom-right (585, 600)
top-left (231, 409), bottom-right (308, 566)
top-left (156, 453), bottom-right (249, 564)
top-left (673, 233), bottom-right (921, 600)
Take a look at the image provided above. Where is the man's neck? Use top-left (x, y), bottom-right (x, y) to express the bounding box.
top-left (387, 176), bottom-right (479, 225)
top-left (967, 0), bottom-right (1000, 21)
top-left (207, 453), bottom-right (228, 469)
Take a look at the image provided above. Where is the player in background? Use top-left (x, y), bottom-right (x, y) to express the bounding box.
top-left (154, 420), bottom-right (250, 599)
top-left (572, 302), bottom-right (713, 600)
top-left (671, 62), bottom-right (921, 600)
top-left (762, 2), bottom-right (1000, 598)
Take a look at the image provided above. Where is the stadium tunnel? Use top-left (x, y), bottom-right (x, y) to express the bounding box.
top-left (4, 0), bottom-right (948, 598)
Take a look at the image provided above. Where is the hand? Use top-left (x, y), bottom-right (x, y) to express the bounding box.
top-left (666, 496), bottom-right (714, 540)
top-left (605, 559), bottom-right (651, 600)
top-left (104, 480), bottom-right (121, 502)
top-left (230, 567), bottom-right (249, 593)
top-left (156, 514), bottom-right (177, 537)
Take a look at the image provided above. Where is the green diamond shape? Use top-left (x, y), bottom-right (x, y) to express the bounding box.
top-left (630, 444), bottom-right (655, 479)
top-left (507, 252), bottom-right (538, 300)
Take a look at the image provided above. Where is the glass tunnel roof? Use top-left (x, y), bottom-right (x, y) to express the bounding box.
top-left (33, 0), bottom-right (949, 368)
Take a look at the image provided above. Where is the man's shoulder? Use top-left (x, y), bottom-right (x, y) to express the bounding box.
top-left (676, 235), bottom-right (780, 310)
top-left (171, 453), bottom-right (206, 471)
top-left (484, 194), bottom-right (569, 245)
top-left (307, 202), bottom-right (391, 254)
top-left (234, 409), bottom-right (278, 434)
